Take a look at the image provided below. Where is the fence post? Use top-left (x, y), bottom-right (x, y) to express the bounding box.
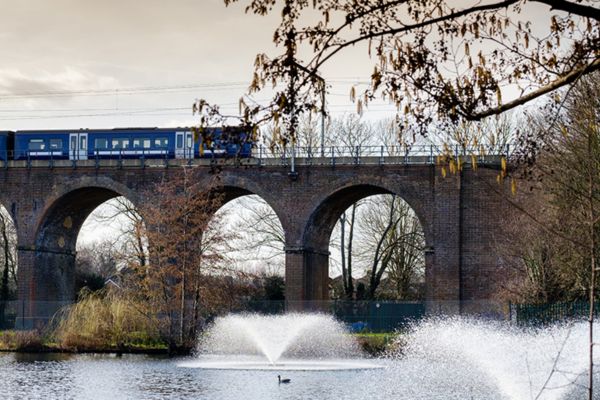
top-left (331, 146), bottom-right (335, 167)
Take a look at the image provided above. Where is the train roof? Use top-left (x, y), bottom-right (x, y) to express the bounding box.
top-left (13, 127), bottom-right (195, 135)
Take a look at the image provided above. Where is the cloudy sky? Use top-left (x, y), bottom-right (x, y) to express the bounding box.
top-left (0, 0), bottom-right (386, 131)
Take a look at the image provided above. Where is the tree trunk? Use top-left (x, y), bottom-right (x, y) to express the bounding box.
top-left (346, 204), bottom-right (357, 299)
top-left (340, 212), bottom-right (348, 296)
top-left (588, 129), bottom-right (597, 400)
top-left (0, 215), bottom-right (10, 327)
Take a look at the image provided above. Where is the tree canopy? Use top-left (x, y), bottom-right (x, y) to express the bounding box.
top-left (204, 0), bottom-right (600, 143)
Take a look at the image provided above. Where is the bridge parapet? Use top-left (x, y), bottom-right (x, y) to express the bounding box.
top-left (1, 143), bottom-right (509, 169)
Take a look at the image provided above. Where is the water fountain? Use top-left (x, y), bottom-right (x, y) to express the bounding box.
top-left (175, 313), bottom-right (600, 399)
top-left (391, 317), bottom-right (600, 400)
top-left (2, 313), bottom-right (599, 399)
top-left (179, 313), bottom-right (382, 370)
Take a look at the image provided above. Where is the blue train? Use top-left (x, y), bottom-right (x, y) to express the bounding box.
top-left (0, 127), bottom-right (252, 162)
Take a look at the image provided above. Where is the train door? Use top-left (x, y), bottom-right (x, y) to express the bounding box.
top-left (175, 131), bottom-right (193, 159)
top-left (69, 133), bottom-right (88, 160)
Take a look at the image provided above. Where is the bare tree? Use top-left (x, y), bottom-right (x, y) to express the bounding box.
top-left (501, 74), bottom-right (600, 398)
top-left (0, 206), bottom-right (17, 327)
top-left (338, 203), bottom-right (359, 299)
top-left (88, 197), bottom-right (148, 269)
top-left (133, 168), bottom-right (233, 349)
top-left (359, 195), bottom-right (426, 300)
top-left (205, 0), bottom-right (600, 146)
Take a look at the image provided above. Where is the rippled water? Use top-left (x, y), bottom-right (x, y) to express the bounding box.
top-left (1, 317), bottom-right (599, 399)
top-left (0, 352), bottom-right (501, 400)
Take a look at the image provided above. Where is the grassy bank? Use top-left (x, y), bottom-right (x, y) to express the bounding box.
top-left (0, 330), bottom-right (169, 353)
top-left (353, 333), bottom-right (400, 356)
top-left (1, 330), bottom-right (400, 355)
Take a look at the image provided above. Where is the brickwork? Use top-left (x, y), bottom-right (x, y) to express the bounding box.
top-left (0, 162), bottom-right (509, 326)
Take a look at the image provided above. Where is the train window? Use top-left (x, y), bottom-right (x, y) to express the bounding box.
top-left (80, 136), bottom-right (86, 150)
top-left (49, 139), bottom-right (62, 150)
top-left (176, 135), bottom-right (183, 149)
top-left (94, 138), bottom-right (108, 150)
top-left (133, 138), bottom-right (152, 149)
top-left (28, 139), bottom-right (46, 151)
top-left (112, 138), bottom-right (130, 149)
top-left (186, 134), bottom-right (192, 148)
top-left (155, 137), bottom-right (168, 148)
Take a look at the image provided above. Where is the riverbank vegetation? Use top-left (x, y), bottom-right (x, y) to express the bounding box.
top-left (500, 74), bottom-right (600, 307)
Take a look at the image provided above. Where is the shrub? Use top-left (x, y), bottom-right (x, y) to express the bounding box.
top-left (52, 288), bottom-right (163, 350)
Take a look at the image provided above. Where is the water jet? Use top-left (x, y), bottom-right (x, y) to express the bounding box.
top-left (179, 313), bottom-right (382, 371)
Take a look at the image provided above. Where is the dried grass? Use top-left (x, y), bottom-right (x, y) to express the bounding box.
top-left (52, 289), bottom-right (163, 350)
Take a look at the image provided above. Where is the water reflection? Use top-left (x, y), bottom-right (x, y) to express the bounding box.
top-left (2, 317), bottom-right (600, 400)
top-left (0, 352), bottom-right (499, 400)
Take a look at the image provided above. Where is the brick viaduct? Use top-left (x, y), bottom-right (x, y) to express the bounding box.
top-left (0, 157), bottom-right (511, 327)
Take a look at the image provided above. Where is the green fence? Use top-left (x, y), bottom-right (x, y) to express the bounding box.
top-left (510, 301), bottom-right (600, 324)
top-left (242, 300), bottom-right (425, 332)
top-left (1, 299), bottom-right (426, 332)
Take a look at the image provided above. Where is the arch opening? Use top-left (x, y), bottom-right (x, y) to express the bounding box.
top-left (328, 194), bottom-right (426, 302)
top-left (211, 190), bottom-right (286, 311)
top-left (300, 184), bottom-right (431, 306)
top-left (25, 186), bottom-right (141, 328)
top-left (77, 196), bottom-right (147, 295)
top-left (0, 203), bottom-right (17, 328)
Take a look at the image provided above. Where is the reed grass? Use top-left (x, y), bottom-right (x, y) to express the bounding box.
top-left (52, 289), bottom-right (164, 351)
top-left (0, 330), bottom-right (45, 351)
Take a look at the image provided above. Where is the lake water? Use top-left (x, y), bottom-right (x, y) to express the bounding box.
top-left (1, 317), bottom-right (598, 400)
top-left (0, 352), bottom-right (505, 400)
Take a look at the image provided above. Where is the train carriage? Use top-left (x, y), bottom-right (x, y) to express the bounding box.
top-left (0, 131), bottom-right (14, 162)
top-left (10, 127), bottom-right (251, 161)
top-left (14, 130), bottom-right (71, 160)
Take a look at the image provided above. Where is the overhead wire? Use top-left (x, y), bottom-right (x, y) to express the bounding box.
top-left (0, 78), bottom-right (394, 123)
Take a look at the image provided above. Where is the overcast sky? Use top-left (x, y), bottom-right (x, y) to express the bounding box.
top-left (0, 0), bottom-right (387, 131)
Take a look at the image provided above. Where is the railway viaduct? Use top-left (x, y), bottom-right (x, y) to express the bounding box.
top-left (0, 155), bottom-right (511, 327)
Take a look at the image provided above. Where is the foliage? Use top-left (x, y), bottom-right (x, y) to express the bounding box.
top-left (354, 332), bottom-right (398, 355)
top-left (360, 195), bottom-right (425, 300)
top-left (75, 240), bottom-right (120, 294)
top-left (195, 0), bottom-right (600, 144)
top-left (332, 194), bottom-right (426, 300)
top-left (51, 288), bottom-right (162, 351)
top-left (504, 73), bottom-right (600, 304)
top-left (0, 330), bottom-right (44, 351)
top-left (0, 206), bottom-right (17, 328)
top-left (87, 196), bottom-right (148, 269)
top-left (261, 274), bottom-right (285, 301)
top-left (130, 167), bottom-right (237, 349)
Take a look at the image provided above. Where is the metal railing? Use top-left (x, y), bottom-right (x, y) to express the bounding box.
top-left (509, 301), bottom-right (600, 325)
top-left (0, 144), bottom-right (511, 169)
top-left (0, 299), bottom-right (426, 332)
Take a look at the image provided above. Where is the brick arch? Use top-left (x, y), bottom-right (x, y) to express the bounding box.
top-left (207, 172), bottom-right (292, 243)
top-left (22, 182), bottom-right (139, 327)
top-left (302, 183), bottom-right (433, 251)
top-left (35, 176), bottom-right (139, 235)
top-left (0, 193), bottom-right (19, 251)
top-left (215, 184), bottom-right (287, 230)
top-left (284, 182), bottom-right (432, 307)
top-left (0, 200), bottom-right (18, 246)
top-left (35, 186), bottom-right (124, 253)
top-left (0, 201), bottom-right (18, 294)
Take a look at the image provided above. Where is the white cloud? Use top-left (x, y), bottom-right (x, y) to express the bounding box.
top-left (0, 67), bottom-right (119, 96)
